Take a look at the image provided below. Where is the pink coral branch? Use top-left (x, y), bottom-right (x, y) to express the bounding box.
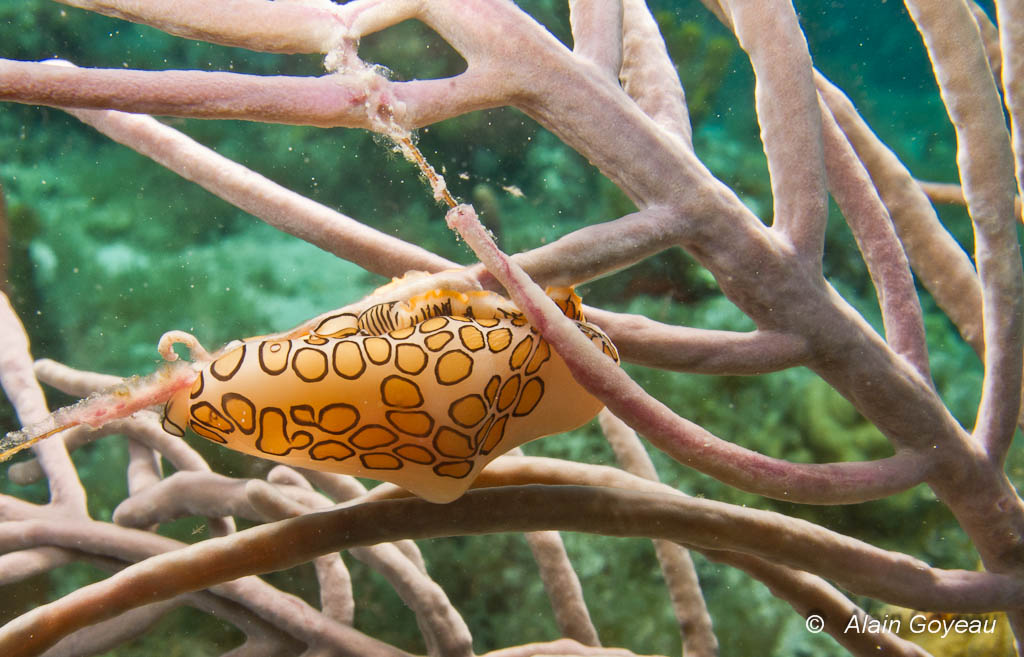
top-left (996, 0), bottom-right (1024, 223)
top-left (0, 61), bottom-right (390, 127)
top-left (114, 468), bottom-right (473, 656)
top-left (904, 0), bottom-right (1024, 461)
top-left (265, 466), bottom-right (355, 626)
top-left (618, 0), bottom-right (691, 143)
top-left (0, 182), bottom-right (7, 298)
top-left (585, 308), bottom-right (810, 374)
top-left (0, 547), bottom-right (76, 586)
top-left (819, 100), bottom-right (930, 377)
top-left (525, 529), bottom-right (601, 646)
top-left (297, 468), bottom-right (430, 574)
top-left (447, 203), bottom-right (929, 504)
top-left (721, 0), bottom-right (827, 258)
top-left (0, 292), bottom-right (85, 513)
top-left (568, 0), bottom-right (623, 79)
top-left (0, 517), bottom-right (416, 657)
top-left (244, 478), bottom-right (475, 657)
top-left (482, 638), bottom-right (658, 657)
top-left (599, 411), bottom-right (717, 657)
top-left (970, 1), bottom-right (1003, 81)
top-left (509, 445), bottom-right (600, 646)
top-left (57, 98), bottom-right (455, 277)
top-left (56, 0), bottom-right (345, 54)
top-left (509, 206), bottom-right (682, 287)
top-left (34, 358), bottom-right (121, 398)
top-left (2, 1), bottom-right (1024, 653)
top-left (816, 72), bottom-right (986, 356)
top-left (705, 550), bottom-right (931, 657)
top-left (3, 485), bottom-right (1024, 656)
top-left (125, 439), bottom-right (162, 497)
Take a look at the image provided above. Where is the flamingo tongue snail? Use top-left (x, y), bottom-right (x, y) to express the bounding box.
top-left (3, 279), bottom-right (619, 503)
top-left (163, 284), bottom-right (618, 502)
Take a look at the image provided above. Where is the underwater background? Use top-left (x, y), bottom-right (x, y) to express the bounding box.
top-left (0, 0), bottom-right (1016, 655)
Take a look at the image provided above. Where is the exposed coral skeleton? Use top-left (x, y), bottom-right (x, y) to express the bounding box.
top-left (0, 0), bottom-right (1023, 656)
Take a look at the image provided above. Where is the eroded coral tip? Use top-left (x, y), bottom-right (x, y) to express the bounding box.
top-left (1, 359), bottom-right (200, 462)
top-left (0, 422), bottom-right (73, 462)
top-left (158, 330), bottom-right (214, 363)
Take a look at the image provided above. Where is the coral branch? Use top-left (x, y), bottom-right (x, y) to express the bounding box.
top-left (447, 203), bottom-right (928, 504)
top-left (0, 60), bottom-right (392, 127)
top-left (723, 0), bottom-right (827, 257)
top-left (619, 0), bottom-right (691, 143)
top-left (904, 0), bottom-right (1024, 461)
top-left (3, 485), bottom-right (1023, 656)
top-left (525, 530), bottom-right (601, 646)
top-left (970, 1), bottom-right (1003, 81)
top-left (914, 179), bottom-right (1022, 222)
top-left (819, 100), bottom-right (929, 377)
top-left (58, 99), bottom-right (455, 277)
top-left (0, 517), bottom-right (416, 657)
top-left (510, 206), bottom-right (680, 288)
top-left (705, 550), bottom-right (931, 657)
top-left (584, 308), bottom-right (810, 374)
top-left (0, 292), bottom-right (85, 511)
top-left (816, 73), bottom-right (986, 355)
top-left (599, 411), bottom-right (717, 657)
top-left (0, 181), bottom-right (7, 297)
top-left (248, 477), bottom-right (475, 657)
top-left (56, 0), bottom-right (345, 54)
top-left (482, 638), bottom-right (658, 657)
top-left (995, 0), bottom-right (1024, 223)
top-left (3, 1), bottom-right (1024, 653)
top-left (569, 0), bottom-right (623, 79)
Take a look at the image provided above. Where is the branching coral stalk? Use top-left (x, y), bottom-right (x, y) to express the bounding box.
top-left (598, 411), bottom-right (716, 657)
top-left (60, 100), bottom-right (455, 278)
top-left (1, 0), bottom-right (1024, 655)
top-left (702, 550), bottom-right (932, 657)
top-left (524, 530), bottom-right (601, 647)
top-left (0, 292), bottom-right (86, 514)
top-left (818, 102), bottom-right (929, 378)
top-left (721, 0), bottom-right (827, 258)
top-left (903, 0), bottom-right (1023, 461)
top-left (816, 73), bottom-right (988, 355)
top-left (599, 412), bottom-right (928, 657)
top-left (447, 203), bottom-right (930, 505)
top-left (5, 483), bottom-right (1024, 656)
top-left (617, 0), bottom-right (688, 143)
top-left (59, 0), bottom-right (347, 53)
top-left (996, 0), bottom-right (1024, 218)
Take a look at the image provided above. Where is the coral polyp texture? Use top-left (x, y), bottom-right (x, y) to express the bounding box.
top-left (0, 1), bottom-right (1023, 656)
